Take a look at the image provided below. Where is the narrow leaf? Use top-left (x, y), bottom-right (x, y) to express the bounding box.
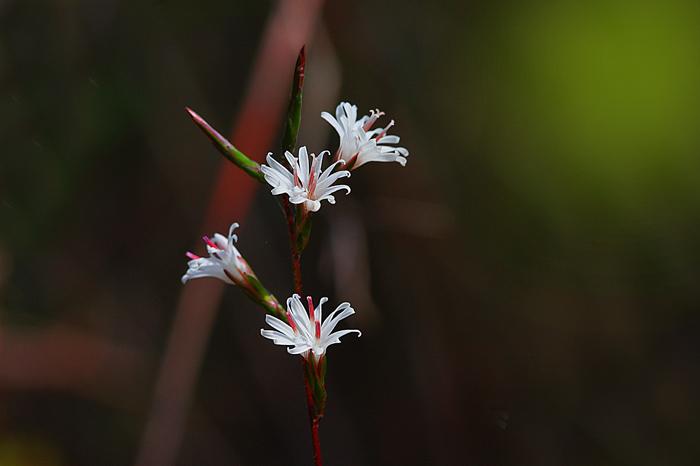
top-left (282, 45), bottom-right (306, 154)
top-left (186, 108), bottom-right (265, 183)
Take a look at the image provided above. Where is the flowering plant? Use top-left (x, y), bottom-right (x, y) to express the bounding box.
top-left (181, 46), bottom-right (407, 465)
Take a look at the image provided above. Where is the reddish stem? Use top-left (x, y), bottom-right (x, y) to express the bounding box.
top-left (284, 199), bottom-right (320, 464)
top-left (282, 196), bottom-right (303, 295)
top-left (303, 360), bottom-right (323, 466)
top-left (293, 253), bottom-right (302, 297)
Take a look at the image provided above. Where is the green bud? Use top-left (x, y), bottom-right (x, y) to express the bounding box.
top-left (282, 45), bottom-right (305, 154)
top-left (186, 108), bottom-right (265, 183)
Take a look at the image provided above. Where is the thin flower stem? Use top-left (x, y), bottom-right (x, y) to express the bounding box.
top-left (283, 197), bottom-right (321, 464)
top-left (304, 360), bottom-right (323, 466)
top-left (282, 196), bottom-right (303, 295)
top-left (293, 253), bottom-right (302, 296)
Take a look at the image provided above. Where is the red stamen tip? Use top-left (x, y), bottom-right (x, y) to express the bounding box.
top-left (308, 158), bottom-right (318, 194)
top-left (186, 252), bottom-right (200, 260)
top-left (287, 311), bottom-right (298, 332)
top-left (293, 166), bottom-right (301, 188)
top-left (203, 236), bottom-right (218, 249)
top-left (307, 296), bottom-right (315, 321)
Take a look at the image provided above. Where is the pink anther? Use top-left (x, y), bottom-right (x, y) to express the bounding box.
top-left (306, 296), bottom-right (315, 322)
top-left (203, 236), bottom-right (218, 249)
top-left (363, 109), bottom-right (385, 131)
top-left (287, 311), bottom-right (298, 333)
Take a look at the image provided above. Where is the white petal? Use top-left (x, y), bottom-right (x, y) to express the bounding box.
top-left (264, 314), bottom-right (297, 339)
top-left (315, 297), bottom-right (329, 322)
top-left (321, 329), bottom-right (361, 349)
top-left (287, 295), bottom-right (313, 339)
top-left (283, 151), bottom-right (298, 168)
top-left (320, 303), bottom-right (355, 335)
top-left (288, 344), bottom-right (312, 355)
top-left (321, 111), bottom-right (344, 136)
top-left (261, 329), bottom-right (298, 346)
top-left (297, 147), bottom-right (310, 186)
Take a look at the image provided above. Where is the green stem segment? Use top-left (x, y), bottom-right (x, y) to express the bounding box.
top-left (241, 273), bottom-right (287, 322)
top-left (283, 45), bottom-right (306, 154)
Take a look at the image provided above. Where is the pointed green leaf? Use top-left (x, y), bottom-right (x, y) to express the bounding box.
top-left (186, 108), bottom-right (265, 183)
top-left (282, 45), bottom-right (305, 154)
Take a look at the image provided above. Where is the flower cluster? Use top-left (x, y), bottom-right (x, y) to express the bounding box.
top-left (260, 102), bottom-right (407, 212)
top-left (184, 47), bottom-right (409, 460)
top-left (182, 102), bottom-right (408, 384)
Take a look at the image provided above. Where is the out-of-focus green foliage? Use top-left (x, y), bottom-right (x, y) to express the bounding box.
top-left (454, 0), bottom-right (700, 228)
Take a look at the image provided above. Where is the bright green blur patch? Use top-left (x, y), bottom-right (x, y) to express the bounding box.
top-left (479, 0), bottom-right (700, 227)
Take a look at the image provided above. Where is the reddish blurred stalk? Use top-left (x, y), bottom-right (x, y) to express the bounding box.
top-left (134, 1), bottom-right (325, 466)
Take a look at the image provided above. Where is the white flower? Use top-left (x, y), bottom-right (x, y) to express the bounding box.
top-left (321, 102), bottom-right (409, 170)
top-left (181, 222), bottom-right (252, 286)
top-left (261, 294), bottom-right (361, 360)
top-left (261, 146), bottom-right (351, 213)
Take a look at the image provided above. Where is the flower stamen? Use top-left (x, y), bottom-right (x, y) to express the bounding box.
top-left (307, 157), bottom-right (319, 196)
top-left (363, 109), bottom-right (384, 131)
top-left (293, 165), bottom-right (301, 189)
top-left (287, 310), bottom-right (298, 333)
top-left (203, 236), bottom-right (218, 249)
top-left (307, 296), bottom-right (315, 322)
top-left (375, 119), bottom-right (395, 141)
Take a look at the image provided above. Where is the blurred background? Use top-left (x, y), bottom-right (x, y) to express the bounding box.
top-left (3, 0), bottom-right (700, 464)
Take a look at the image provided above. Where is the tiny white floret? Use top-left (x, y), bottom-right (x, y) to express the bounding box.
top-left (261, 146), bottom-right (351, 213)
top-left (181, 222), bottom-right (252, 286)
top-left (261, 294), bottom-right (361, 360)
top-left (321, 102), bottom-right (409, 170)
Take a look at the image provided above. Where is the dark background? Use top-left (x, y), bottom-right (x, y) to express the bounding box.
top-left (2, 0), bottom-right (700, 464)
